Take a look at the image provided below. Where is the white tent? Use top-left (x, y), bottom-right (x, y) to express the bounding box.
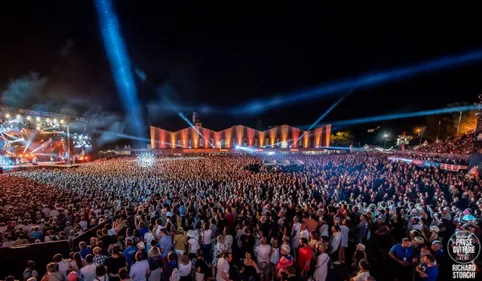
top-left (279, 159), bottom-right (290, 166)
top-left (263, 159), bottom-right (277, 166)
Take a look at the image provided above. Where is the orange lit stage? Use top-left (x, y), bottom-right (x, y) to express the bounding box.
top-left (150, 124), bottom-right (331, 150)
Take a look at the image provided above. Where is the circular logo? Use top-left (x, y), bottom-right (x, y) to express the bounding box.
top-left (447, 230), bottom-right (481, 264)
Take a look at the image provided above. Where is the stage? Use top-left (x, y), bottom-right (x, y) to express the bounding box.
top-left (0, 161), bottom-right (81, 173)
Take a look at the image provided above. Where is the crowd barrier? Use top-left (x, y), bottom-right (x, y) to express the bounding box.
top-left (0, 219), bottom-right (111, 280)
top-left (388, 157), bottom-right (468, 171)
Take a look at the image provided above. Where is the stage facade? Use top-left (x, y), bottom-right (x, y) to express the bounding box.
top-left (150, 124), bottom-right (331, 149)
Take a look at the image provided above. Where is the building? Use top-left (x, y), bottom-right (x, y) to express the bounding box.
top-left (150, 123), bottom-right (331, 150)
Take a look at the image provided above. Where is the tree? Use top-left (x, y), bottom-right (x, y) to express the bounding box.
top-left (445, 103), bottom-right (477, 137)
top-left (330, 131), bottom-right (354, 146)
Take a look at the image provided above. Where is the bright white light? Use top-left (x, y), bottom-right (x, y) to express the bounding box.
top-left (5, 113), bottom-right (11, 118)
top-left (16, 114), bottom-right (21, 119)
top-left (60, 120), bottom-right (64, 123)
top-left (136, 154), bottom-right (156, 168)
top-left (46, 118), bottom-right (50, 122)
top-left (280, 141), bottom-right (288, 149)
top-left (235, 145), bottom-right (239, 149)
top-left (384, 134), bottom-right (388, 138)
top-left (54, 119), bottom-right (58, 123)
top-left (27, 116), bottom-right (31, 120)
top-left (36, 127), bottom-right (40, 130)
top-left (267, 151), bottom-right (275, 155)
top-left (36, 117), bottom-right (41, 121)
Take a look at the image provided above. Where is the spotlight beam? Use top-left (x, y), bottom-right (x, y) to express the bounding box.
top-left (152, 49), bottom-right (482, 116)
top-left (94, 0), bottom-right (146, 140)
top-left (298, 104), bottom-right (480, 129)
top-left (178, 112), bottom-right (214, 148)
top-left (295, 94), bottom-right (349, 145)
top-left (230, 49), bottom-right (482, 114)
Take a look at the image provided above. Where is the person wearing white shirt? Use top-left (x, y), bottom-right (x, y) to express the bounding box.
top-left (216, 253), bottom-right (233, 281)
top-left (255, 237), bottom-right (272, 281)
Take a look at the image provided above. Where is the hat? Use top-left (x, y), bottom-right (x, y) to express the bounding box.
top-left (430, 226), bottom-right (440, 233)
top-left (414, 237), bottom-right (425, 245)
top-left (137, 242), bottom-right (145, 249)
top-left (187, 230), bottom-right (195, 238)
top-left (356, 243), bottom-right (366, 251)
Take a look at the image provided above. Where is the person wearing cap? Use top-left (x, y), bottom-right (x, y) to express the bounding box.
top-left (389, 238), bottom-right (415, 281)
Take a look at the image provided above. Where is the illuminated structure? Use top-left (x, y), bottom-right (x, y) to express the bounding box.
top-left (150, 123), bottom-right (331, 150)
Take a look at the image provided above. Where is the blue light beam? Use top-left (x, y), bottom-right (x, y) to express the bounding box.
top-left (95, 0), bottom-right (146, 139)
top-left (322, 104), bottom-right (480, 128)
top-left (178, 112), bottom-right (215, 148)
top-left (230, 49), bottom-right (482, 115)
top-left (295, 94), bottom-right (348, 145)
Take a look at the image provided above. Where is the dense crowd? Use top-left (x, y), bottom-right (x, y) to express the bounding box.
top-left (416, 133), bottom-right (474, 155)
top-left (1, 153), bottom-right (482, 281)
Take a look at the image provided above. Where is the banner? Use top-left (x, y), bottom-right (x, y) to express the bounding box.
top-left (440, 163), bottom-right (467, 172)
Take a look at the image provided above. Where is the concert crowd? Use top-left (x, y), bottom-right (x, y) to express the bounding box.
top-left (1, 151), bottom-right (482, 281)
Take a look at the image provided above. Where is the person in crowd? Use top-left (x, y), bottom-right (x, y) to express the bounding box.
top-left (104, 246), bottom-right (127, 281)
top-left (415, 254), bottom-right (438, 281)
top-left (389, 238), bottom-right (415, 281)
top-left (129, 252), bottom-right (150, 281)
top-left (80, 255), bottom-right (97, 281)
top-left (95, 265), bottom-right (109, 281)
top-left (161, 252), bottom-right (178, 281)
top-left (194, 249), bottom-right (208, 281)
top-left (119, 269), bottom-right (133, 281)
top-left (174, 228), bottom-right (187, 256)
top-left (147, 246), bottom-right (162, 281)
top-left (23, 261), bottom-right (39, 281)
top-left (216, 252), bottom-right (233, 281)
top-left (255, 237), bottom-right (271, 281)
top-left (240, 251), bottom-right (260, 281)
top-left (297, 238), bottom-right (312, 279)
top-left (310, 242), bottom-right (329, 281)
top-left (178, 253), bottom-right (193, 281)
top-left (41, 262), bottom-right (65, 281)
top-left (350, 259), bottom-right (370, 281)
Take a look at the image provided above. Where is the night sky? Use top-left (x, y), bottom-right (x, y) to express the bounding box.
top-left (1, 1), bottom-right (482, 144)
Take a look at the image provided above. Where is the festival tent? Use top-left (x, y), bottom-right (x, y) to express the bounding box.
top-left (263, 159), bottom-right (277, 166)
top-left (278, 159), bottom-right (290, 166)
top-left (294, 160), bottom-right (304, 165)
